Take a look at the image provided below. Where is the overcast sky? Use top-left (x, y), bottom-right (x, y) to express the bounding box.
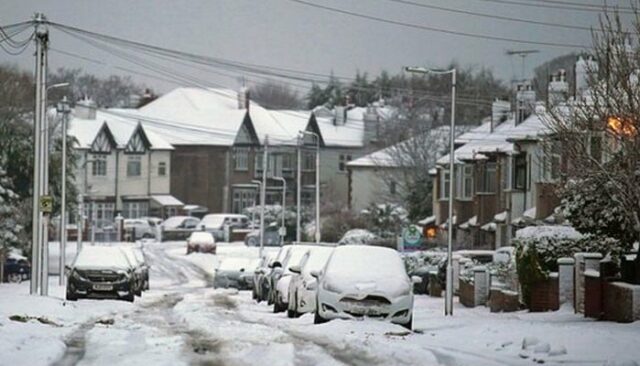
top-left (0, 0), bottom-right (624, 95)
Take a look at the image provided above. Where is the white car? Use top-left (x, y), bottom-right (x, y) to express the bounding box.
top-left (186, 231), bottom-right (216, 254)
top-left (287, 246), bottom-right (335, 318)
top-left (272, 244), bottom-right (319, 313)
top-left (313, 245), bottom-right (420, 330)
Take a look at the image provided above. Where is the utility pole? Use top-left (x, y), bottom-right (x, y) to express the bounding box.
top-left (39, 20), bottom-right (51, 296)
top-left (299, 131), bottom-right (321, 243)
top-left (30, 13), bottom-right (47, 295)
top-left (273, 176), bottom-right (287, 242)
top-left (58, 96), bottom-right (71, 285)
top-left (259, 135), bottom-right (268, 257)
top-left (296, 134), bottom-right (302, 243)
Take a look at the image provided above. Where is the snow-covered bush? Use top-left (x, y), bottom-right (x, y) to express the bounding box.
top-left (338, 229), bottom-right (379, 246)
top-left (513, 225), bottom-right (623, 307)
top-left (361, 203), bottom-right (408, 239)
top-left (401, 250), bottom-right (445, 274)
top-left (0, 160), bottom-right (21, 280)
top-left (320, 210), bottom-right (366, 243)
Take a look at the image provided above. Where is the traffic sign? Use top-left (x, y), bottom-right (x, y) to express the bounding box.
top-left (402, 224), bottom-right (423, 250)
top-left (39, 195), bottom-right (53, 213)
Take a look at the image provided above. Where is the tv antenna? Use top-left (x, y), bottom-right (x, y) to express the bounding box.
top-left (506, 49), bottom-right (540, 82)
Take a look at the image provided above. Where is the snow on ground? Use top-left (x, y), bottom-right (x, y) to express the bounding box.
top-left (2, 239), bottom-right (640, 365)
top-left (0, 278), bottom-right (131, 366)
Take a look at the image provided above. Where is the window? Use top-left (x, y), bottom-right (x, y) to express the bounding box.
top-left (88, 202), bottom-right (114, 224)
top-left (127, 156), bottom-right (142, 176)
top-left (158, 162), bottom-right (166, 176)
top-left (91, 155), bottom-right (107, 176)
top-left (282, 153), bottom-right (294, 176)
top-left (513, 155), bottom-right (527, 190)
top-left (232, 188), bottom-right (256, 213)
top-left (456, 164), bottom-right (473, 199)
top-left (440, 169), bottom-right (450, 199)
top-left (339, 154), bottom-right (352, 172)
top-left (500, 159), bottom-right (508, 190)
top-left (479, 162), bottom-right (497, 193)
top-left (303, 151), bottom-right (315, 171)
top-left (233, 147), bottom-right (249, 171)
top-left (255, 149), bottom-right (264, 173)
top-left (389, 181), bottom-right (397, 195)
top-left (123, 201), bottom-right (148, 219)
top-left (542, 139), bottom-right (561, 181)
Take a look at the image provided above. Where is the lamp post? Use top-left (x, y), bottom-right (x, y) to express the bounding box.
top-left (404, 66), bottom-right (456, 316)
top-left (259, 135), bottom-right (269, 257)
top-left (299, 131), bottom-right (321, 243)
top-left (272, 176), bottom-right (287, 241)
top-left (56, 95), bottom-right (71, 286)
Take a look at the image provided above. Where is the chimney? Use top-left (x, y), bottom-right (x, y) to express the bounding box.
top-left (334, 105), bottom-right (347, 126)
top-left (238, 86), bottom-right (250, 110)
top-left (548, 69), bottom-right (569, 106)
top-left (575, 55), bottom-right (598, 99)
top-left (75, 97), bottom-right (97, 120)
top-left (364, 104), bottom-right (380, 145)
top-left (515, 81), bottom-right (536, 125)
top-left (491, 99), bottom-right (510, 132)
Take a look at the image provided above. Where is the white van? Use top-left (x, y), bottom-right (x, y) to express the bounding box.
top-left (199, 214), bottom-right (250, 241)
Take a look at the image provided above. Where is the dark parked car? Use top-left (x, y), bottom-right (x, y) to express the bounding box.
top-left (66, 246), bottom-right (137, 302)
top-left (3, 255), bottom-right (30, 283)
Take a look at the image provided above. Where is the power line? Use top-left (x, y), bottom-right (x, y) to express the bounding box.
top-left (286, 0), bottom-right (590, 48)
top-left (384, 0), bottom-right (605, 32)
top-left (471, 0), bottom-right (637, 13)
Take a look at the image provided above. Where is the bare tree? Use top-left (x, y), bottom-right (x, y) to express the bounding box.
top-left (545, 11), bottom-right (640, 279)
top-left (250, 80), bottom-right (302, 109)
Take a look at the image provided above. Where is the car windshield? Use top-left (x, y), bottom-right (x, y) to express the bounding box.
top-left (302, 247), bottom-right (334, 275)
top-left (325, 245), bottom-right (407, 282)
top-left (73, 246), bottom-right (131, 269)
top-left (201, 215), bottom-right (225, 228)
top-left (162, 216), bottom-right (189, 229)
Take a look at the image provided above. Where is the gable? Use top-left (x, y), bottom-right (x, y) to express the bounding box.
top-left (233, 114), bottom-right (259, 146)
top-left (305, 115), bottom-right (325, 147)
top-left (91, 123), bottom-right (116, 153)
top-left (125, 124), bottom-right (151, 154)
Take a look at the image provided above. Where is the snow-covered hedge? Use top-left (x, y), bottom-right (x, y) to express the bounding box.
top-left (514, 225), bottom-right (623, 307)
top-left (401, 250), bottom-right (445, 274)
top-left (338, 229), bottom-right (379, 246)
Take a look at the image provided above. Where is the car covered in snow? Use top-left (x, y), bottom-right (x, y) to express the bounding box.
top-left (66, 245), bottom-right (137, 302)
top-left (199, 214), bottom-right (249, 241)
top-left (244, 224), bottom-right (282, 247)
top-left (161, 216), bottom-right (200, 230)
top-left (123, 219), bottom-right (156, 240)
top-left (337, 229), bottom-right (379, 245)
top-left (266, 245), bottom-right (292, 305)
top-left (252, 252), bottom-right (276, 302)
top-left (313, 245), bottom-right (419, 330)
top-left (186, 231), bottom-right (216, 254)
top-left (287, 246), bottom-right (335, 318)
top-left (2, 253), bottom-right (30, 283)
top-left (272, 244), bottom-right (322, 313)
top-left (214, 257), bottom-right (260, 290)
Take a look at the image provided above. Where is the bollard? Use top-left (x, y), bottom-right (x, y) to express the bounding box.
top-left (558, 257), bottom-right (575, 308)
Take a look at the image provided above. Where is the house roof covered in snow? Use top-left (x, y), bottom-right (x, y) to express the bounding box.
top-left (312, 105), bottom-right (396, 148)
top-left (69, 110), bottom-right (173, 150)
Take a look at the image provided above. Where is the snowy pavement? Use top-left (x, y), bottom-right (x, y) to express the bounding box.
top-left (0, 241), bottom-right (639, 365)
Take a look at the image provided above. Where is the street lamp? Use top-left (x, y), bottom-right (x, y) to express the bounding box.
top-left (56, 95), bottom-right (71, 286)
top-left (298, 130), bottom-right (321, 243)
top-left (404, 66), bottom-right (456, 316)
top-left (272, 176), bottom-right (287, 241)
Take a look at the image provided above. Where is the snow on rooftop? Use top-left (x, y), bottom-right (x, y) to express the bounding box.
top-left (150, 195), bottom-right (184, 207)
top-left (69, 110), bottom-right (173, 150)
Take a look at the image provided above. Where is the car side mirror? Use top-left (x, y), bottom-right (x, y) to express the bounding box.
top-left (310, 270), bottom-right (320, 278)
top-left (272, 261), bottom-right (282, 269)
top-left (289, 265), bottom-right (301, 274)
top-left (411, 275), bottom-right (423, 284)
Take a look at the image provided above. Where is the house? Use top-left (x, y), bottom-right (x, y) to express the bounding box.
top-left (68, 99), bottom-right (178, 222)
top-left (346, 126), bottom-right (462, 213)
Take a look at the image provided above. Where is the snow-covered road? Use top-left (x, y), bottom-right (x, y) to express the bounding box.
top-left (1, 241), bottom-right (639, 366)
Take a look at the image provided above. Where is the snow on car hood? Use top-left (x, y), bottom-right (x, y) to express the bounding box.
top-left (322, 245), bottom-right (411, 298)
top-left (72, 246), bottom-right (131, 271)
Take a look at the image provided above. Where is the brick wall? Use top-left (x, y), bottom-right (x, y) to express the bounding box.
top-left (459, 279), bottom-right (475, 307)
top-left (489, 289), bottom-right (520, 312)
top-left (603, 281), bottom-right (640, 323)
top-left (584, 274), bottom-right (602, 318)
top-left (529, 277), bottom-right (559, 312)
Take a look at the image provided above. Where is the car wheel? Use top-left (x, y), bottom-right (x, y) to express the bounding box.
top-left (273, 295), bottom-right (286, 313)
top-left (123, 291), bottom-right (135, 302)
top-left (7, 273), bottom-right (22, 283)
top-left (314, 307), bottom-right (328, 324)
top-left (135, 287), bottom-right (142, 297)
top-left (65, 290), bottom-right (78, 301)
top-left (400, 316), bottom-right (413, 331)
